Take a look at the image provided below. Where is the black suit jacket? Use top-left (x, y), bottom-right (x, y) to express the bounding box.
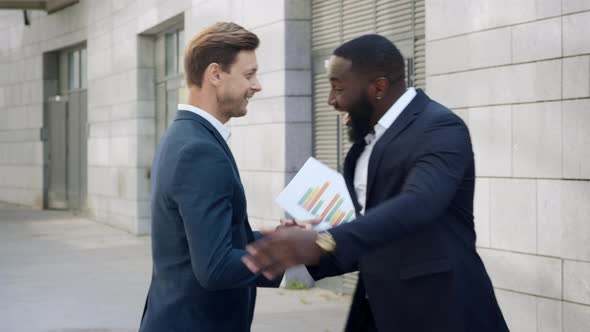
top-left (309, 90), bottom-right (509, 332)
top-left (139, 111), bottom-right (280, 332)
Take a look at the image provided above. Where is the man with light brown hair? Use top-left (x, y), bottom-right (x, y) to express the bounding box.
top-left (139, 22), bottom-right (279, 332)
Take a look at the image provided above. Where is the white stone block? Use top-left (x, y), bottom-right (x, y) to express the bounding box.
top-left (0, 187), bottom-right (40, 207)
top-left (563, 99), bottom-right (590, 179)
top-left (490, 178), bottom-right (537, 253)
top-left (564, 11), bottom-right (590, 56)
top-left (110, 119), bottom-right (155, 137)
top-left (256, 69), bottom-right (312, 99)
top-left (243, 0), bottom-right (285, 29)
top-left (30, 80), bottom-right (43, 104)
top-left (231, 96), bottom-right (286, 126)
top-left (89, 0), bottom-right (114, 26)
top-left (120, 167), bottom-right (151, 201)
top-left (109, 136), bottom-right (137, 167)
top-left (87, 166), bottom-right (117, 197)
top-left (26, 104), bottom-right (43, 129)
top-left (563, 0), bottom-right (590, 13)
top-left (88, 122), bottom-right (110, 138)
top-left (512, 18), bottom-right (561, 63)
top-left (87, 105), bottom-right (112, 123)
top-left (137, 135), bottom-right (155, 168)
top-left (538, 180), bottom-right (590, 261)
top-left (564, 260), bottom-right (590, 305)
top-left (90, 31), bottom-right (111, 52)
top-left (474, 177), bottom-right (491, 247)
top-left (426, 27), bottom-right (511, 75)
top-left (110, 71), bottom-right (136, 104)
top-left (88, 15), bottom-right (112, 40)
top-left (564, 302), bottom-right (590, 332)
top-left (495, 289), bottom-right (537, 332)
top-left (0, 86), bottom-right (5, 107)
top-left (88, 76), bottom-right (112, 107)
top-left (252, 21), bottom-right (286, 74)
top-left (563, 55), bottom-right (590, 99)
top-left (185, 0), bottom-right (233, 36)
top-left (561, 181), bottom-right (590, 261)
top-left (110, 101), bottom-right (155, 121)
top-left (230, 123), bottom-right (285, 172)
top-left (537, 180), bottom-right (563, 257)
top-left (240, 170), bottom-right (285, 221)
top-left (87, 137), bottom-right (110, 166)
top-left (468, 106), bottom-right (511, 177)
top-left (428, 60), bottom-right (561, 109)
top-left (111, 0), bottom-right (143, 29)
top-left (479, 248), bottom-right (562, 299)
top-left (537, 297), bottom-right (563, 332)
top-left (547, 181), bottom-right (590, 261)
top-left (426, 0), bottom-right (561, 41)
top-left (512, 101), bottom-right (562, 178)
top-left (87, 47), bottom-right (113, 80)
top-left (495, 293), bottom-right (561, 332)
top-left (66, 0), bottom-right (88, 32)
top-left (112, 37), bottom-right (138, 73)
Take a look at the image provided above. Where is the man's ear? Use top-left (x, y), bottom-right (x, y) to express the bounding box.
top-left (205, 63), bottom-right (222, 86)
top-left (372, 77), bottom-right (388, 100)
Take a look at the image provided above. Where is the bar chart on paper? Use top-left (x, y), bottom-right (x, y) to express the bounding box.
top-left (297, 182), bottom-right (355, 226)
top-left (276, 157), bottom-right (356, 230)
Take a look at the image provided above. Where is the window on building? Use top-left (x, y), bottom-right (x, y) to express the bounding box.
top-left (66, 46), bottom-right (87, 91)
top-left (165, 28), bottom-right (185, 76)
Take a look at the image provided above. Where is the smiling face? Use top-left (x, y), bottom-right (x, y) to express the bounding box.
top-left (217, 50), bottom-right (262, 119)
top-left (326, 55), bottom-right (376, 142)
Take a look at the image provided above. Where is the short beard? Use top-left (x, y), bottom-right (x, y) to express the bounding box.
top-left (346, 93), bottom-right (375, 143)
top-left (218, 92), bottom-right (245, 119)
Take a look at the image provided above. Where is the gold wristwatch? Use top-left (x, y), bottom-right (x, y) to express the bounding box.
top-left (315, 232), bottom-right (337, 253)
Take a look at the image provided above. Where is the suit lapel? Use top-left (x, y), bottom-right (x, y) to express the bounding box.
top-left (175, 110), bottom-right (242, 181)
top-left (343, 140), bottom-right (366, 215)
top-left (365, 90), bottom-right (430, 201)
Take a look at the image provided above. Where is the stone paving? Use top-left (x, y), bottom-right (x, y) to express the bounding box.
top-left (0, 205), bottom-right (350, 332)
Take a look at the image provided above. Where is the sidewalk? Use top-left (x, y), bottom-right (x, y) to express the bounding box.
top-left (0, 205), bottom-right (350, 332)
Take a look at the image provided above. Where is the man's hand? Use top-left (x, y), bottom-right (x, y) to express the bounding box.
top-left (241, 227), bottom-right (324, 280)
top-left (275, 218), bottom-right (321, 230)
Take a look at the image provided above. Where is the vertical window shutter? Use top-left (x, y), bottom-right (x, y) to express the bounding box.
top-left (413, 0), bottom-right (426, 89)
top-left (312, 0), bottom-right (342, 170)
top-left (311, 0), bottom-right (425, 295)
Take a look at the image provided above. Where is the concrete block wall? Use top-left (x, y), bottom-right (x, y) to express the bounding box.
top-left (219, 0), bottom-right (313, 230)
top-left (426, 0), bottom-right (590, 330)
top-left (0, 3), bottom-right (88, 208)
top-left (0, 0), bottom-right (311, 234)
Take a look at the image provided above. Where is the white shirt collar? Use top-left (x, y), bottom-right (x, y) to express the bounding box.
top-left (178, 104), bottom-right (231, 142)
top-left (364, 87), bottom-right (417, 144)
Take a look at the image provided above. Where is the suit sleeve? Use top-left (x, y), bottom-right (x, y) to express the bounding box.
top-left (327, 113), bottom-right (472, 267)
top-left (171, 142), bottom-right (281, 290)
top-left (306, 254), bottom-right (358, 280)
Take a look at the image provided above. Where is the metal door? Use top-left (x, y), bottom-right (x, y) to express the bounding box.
top-left (45, 98), bottom-right (68, 209)
top-left (66, 90), bottom-right (87, 210)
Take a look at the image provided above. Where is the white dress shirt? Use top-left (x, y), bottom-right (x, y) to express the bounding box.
top-left (353, 88), bottom-right (417, 214)
top-left (178, 103), bottom-right (231, 142)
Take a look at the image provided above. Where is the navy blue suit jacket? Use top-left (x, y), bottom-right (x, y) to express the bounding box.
top-left (139, 111), bottom-right (280, 332)
top-left (309, 90), bottom-right (509, 331)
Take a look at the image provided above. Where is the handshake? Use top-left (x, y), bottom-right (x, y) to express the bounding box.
top-left (241, 218), bottom-right (327, 281)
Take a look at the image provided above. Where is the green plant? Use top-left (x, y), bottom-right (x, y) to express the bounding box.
top-left (285, 280), bottom-right (308, 290)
